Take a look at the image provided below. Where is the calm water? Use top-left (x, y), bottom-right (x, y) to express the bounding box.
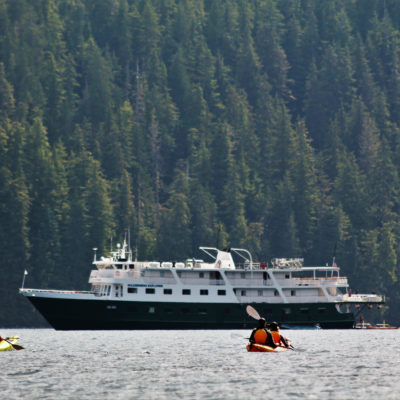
top-left (1, 329), bottom-right (399, 399)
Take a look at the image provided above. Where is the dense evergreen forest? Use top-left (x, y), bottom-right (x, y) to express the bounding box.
top-left (2, 0), bottom-right (400, 326)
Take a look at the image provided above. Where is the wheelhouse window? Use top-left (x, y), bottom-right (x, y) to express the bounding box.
top-left (218, 290), bottom-right (226, 296)
top-left (200, 289), bottom-right (208, 295)
top-left (241, 290), bottom-right (246, 296)
top-left (274, 290), bottom-right (279, 296)
top-left (164, 288), bottom-right (172, 295)
top-left (146, 288), bottom-right (155, 294)
top-left (199, 272), bottom-right (204, 278)
top-left (182, 289), bottom-right (191, 295)
top-left (128, 287), bottom-right (138, 294)
top-left (291, 290), bottom-right (296, 296)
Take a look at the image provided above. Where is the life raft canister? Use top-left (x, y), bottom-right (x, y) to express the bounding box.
top-left (254, 329), bottom-right (268, 344)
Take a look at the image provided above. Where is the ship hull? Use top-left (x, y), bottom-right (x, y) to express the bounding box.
top-left (26, 296), bottom-right (355, 330)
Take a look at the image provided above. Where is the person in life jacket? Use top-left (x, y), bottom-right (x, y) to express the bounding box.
top-left (269, 321), bottom-right (290, 348)
top-left (249, 317), bottom-right (277, 348)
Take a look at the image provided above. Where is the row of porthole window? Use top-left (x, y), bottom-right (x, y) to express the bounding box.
top-left (148, 307), bottom-right (224, 315)
top-left (237, 289), bottom-right (296, 296)
top-left (128, 287), bottom-right (227, 296)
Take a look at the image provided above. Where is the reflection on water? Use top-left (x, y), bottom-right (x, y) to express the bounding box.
top-left (1, 329), bottom-right (400, 399)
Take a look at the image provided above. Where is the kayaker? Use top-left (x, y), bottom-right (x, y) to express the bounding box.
top-left (249, 317), bottom-right (277, 348)
top-left (269, 321), bottom-right (290, 348)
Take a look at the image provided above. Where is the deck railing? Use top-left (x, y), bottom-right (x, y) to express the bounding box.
top-left (338, 293), bottom-right (384, 303)
top-left (20, 288), bottom-right (94, 295)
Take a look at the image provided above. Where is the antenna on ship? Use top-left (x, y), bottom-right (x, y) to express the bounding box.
top-left (332, 242), bottom-right (337, 268)
top-left (93, 248), bottom-right (98, 262)
top-left (128, 226), bottom-right (131, 260)
top-left (21, 268), bottom-right (29, 289)
top-left (216, 224), bottom-right (221, 249)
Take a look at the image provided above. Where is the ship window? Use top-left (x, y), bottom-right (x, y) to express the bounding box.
top-left (164, 289), bottom-right (172, 295)
top-left (106, 305), bottom-right (117, 310)
top-left (291, 290), bottom-right (296, 296)
top-left (182, 289), bottom-right (191, 295)
top-left (128, 287), bottom-right (138, 294)
top-left (129, 264), bottom-right (135, 269)
top-left (218, 290), bottom-right (226, 296)
top-left (148, 307), bottom-right (155, 313)
top-left (258, 290), bottom-right (263, 296)
top-left (200, 289), bottom-right (208, 295)
top-left (210, 271), bottom-right (222, 280)
top-left (282, 308), bottom-right (291, 315)
top-left (274, 290), bottom-right (279, 296)
top-left (241, 290), bottom-right (246, 296)
top-left (107, 285), bottom-right (111, 296)
top-left (285, 274), bottom-right (290, 279)
top-left (146, 288), bottom-right (155, 294)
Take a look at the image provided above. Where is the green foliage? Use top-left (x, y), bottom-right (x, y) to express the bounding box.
top-left (2, 0), bottom-right (400, 325)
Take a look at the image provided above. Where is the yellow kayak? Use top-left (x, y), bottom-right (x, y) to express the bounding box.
top-left (0, 336), bottom-right (20, 351)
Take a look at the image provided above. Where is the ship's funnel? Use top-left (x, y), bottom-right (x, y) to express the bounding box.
top-left (215, 249), bottom-right (235, 269)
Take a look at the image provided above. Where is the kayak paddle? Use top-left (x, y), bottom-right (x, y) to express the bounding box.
top-left (3, 337), bottom-right (24, 351)
top-left (246, 305), bottom-right (261, 320)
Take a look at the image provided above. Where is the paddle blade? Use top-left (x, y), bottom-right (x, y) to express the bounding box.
top-left (4, 339), bottom-right (24, 350)
top-left (246, 305), bottom-right (261, 320)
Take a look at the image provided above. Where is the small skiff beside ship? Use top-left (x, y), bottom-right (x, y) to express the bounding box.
top-left (355, 321), bottom-right (399, 330)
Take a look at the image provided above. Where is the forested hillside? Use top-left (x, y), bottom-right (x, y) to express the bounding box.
top-left (2, 0), bottom-right (400, 326)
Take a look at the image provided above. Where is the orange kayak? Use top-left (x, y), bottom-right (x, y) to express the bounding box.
top-left (247, 343), bottom-right (289, 353)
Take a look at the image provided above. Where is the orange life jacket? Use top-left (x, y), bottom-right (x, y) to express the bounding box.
top-left (271, 331), bottom-right (281, 344)
top-left (253, 329), bottom-right (268, 344)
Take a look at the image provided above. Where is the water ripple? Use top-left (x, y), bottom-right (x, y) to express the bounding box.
top-left (1, 329), bottom-right (400, 399)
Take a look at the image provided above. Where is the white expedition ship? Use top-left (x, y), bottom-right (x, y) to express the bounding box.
top-left (20, 240), bottom-right (384, 329)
